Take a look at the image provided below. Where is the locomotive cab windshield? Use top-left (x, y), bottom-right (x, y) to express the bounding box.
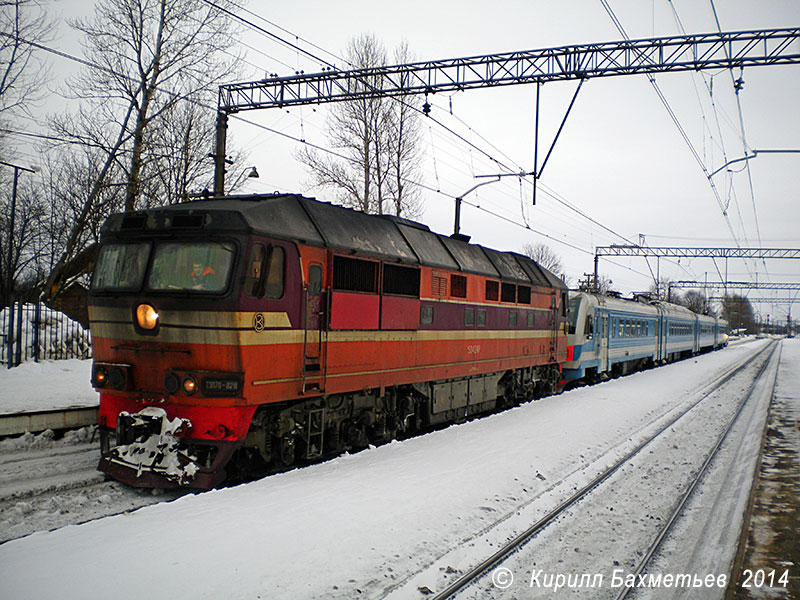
top-left (92, 240), bottom-right (237, 294)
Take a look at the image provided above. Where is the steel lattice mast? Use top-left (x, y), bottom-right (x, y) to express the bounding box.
top-left (213, 27), bottom-right (800, 194)
top-left (592, 246), bottom-right (800, 293)
top-left (670, 281), bottom-right (800, 290)
top-left (594, 246), bottom-right (800, 259)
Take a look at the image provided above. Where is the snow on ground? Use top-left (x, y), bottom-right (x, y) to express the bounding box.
top-left (0, 339), bottom-right (792, 600)
top-left (0, 359), bottom-right (96, 414)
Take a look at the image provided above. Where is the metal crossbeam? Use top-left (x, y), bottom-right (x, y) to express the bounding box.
top-left (670, 281), bottom-right (800, 290)
top-left (707, 297), bottom-right (800, 303)
top-left (595, 246), bottom-right (800, 259)
top-left (219, 28), bottom-right (800, 112)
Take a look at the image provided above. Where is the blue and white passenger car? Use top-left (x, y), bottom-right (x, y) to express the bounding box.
top-left (562, 291), bottom-right (728, 386)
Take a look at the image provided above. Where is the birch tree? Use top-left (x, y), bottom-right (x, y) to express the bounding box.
top-left (298, 34), bottom-right (423, 219)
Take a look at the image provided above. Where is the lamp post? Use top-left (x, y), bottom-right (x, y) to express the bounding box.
top-left (452, 172), bottom-right (533, 241)
top-left (2, 160), bottom-right (37, 368)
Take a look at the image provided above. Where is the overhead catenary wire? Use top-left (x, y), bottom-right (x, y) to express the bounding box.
top-left (195, 0), bottom-right (723, 289)
top-left (598, 0), bottom-right (765, 290)
top-left (3, 11), bottom-right (724, 289)
top-left (709, 0), bottom-right (769, 280)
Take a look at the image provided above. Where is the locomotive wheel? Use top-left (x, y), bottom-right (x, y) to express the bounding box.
top-left (276, 434), bottom-right (296, 466)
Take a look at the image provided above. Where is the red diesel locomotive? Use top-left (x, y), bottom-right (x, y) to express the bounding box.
top-left (89, 194), bottom-right (568, 488)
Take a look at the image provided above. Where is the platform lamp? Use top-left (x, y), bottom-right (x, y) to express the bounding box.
top-left (2, 160), bottom-right (38, 368)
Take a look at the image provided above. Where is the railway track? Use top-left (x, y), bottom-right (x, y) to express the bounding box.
top-left (0, 432), bottom-right (188, 544)
top-left (382, 339), bottom-right (779, 599)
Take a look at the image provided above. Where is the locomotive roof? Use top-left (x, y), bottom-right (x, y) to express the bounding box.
top-left (103, 193), bottom-right (566, 290)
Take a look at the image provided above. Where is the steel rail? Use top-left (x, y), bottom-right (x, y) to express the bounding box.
top-left (429, 341), bottom-right (776, 599)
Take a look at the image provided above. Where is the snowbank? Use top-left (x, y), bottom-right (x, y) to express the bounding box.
top-left (0, 359), bottom-right (96, 414)
top-left (0, 302), bottom-right (91, 365)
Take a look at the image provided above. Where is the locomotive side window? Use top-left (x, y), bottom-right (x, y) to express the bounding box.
top-left (485, 280), bottom-right (499, 301)
top-left (451, 274), bottom-right (467, 298)
top-left (333, 256), bottom-right (377, 293)
top-left (517, 285), bottom-right (531, 304)
top-left (92, 243), bottom-right (150, 291)
top-left (308, 264), bottom-right (322, 294)
top-left (245, 244), bottom-right (266, 297)
top-left (501, 283), bottom-right (516, 303)
top-left (245, 245), bottom-right (284, 299)
top-left (383, 264), bottom-right (420, 297)
top-left (147, 241), bottom-right (235, 293)
top-left (263, 247), bottom-right (285, 299)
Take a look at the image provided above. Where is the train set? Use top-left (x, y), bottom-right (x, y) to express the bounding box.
top-left (87, 193), bottom-right (727, 488)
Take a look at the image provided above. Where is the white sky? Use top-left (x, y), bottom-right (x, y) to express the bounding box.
top-left (17, 0), bottom-right (800, 321)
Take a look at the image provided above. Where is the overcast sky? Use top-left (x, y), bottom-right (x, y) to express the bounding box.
top-left (28, 0), bottom-right (800, 320)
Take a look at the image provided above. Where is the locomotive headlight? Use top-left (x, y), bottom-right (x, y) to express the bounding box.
top-left (182, 375), bottom-right (198, 395)
top-left (136, 303), bottom-right (159, 330)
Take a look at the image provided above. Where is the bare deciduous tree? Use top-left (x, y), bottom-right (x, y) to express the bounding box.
top-left (682, 290), bottom-right (708, 314)
top-left (648, 277), bottom-right (680, 303)
top-left (0, 0), bottom-right (53, 300)
top-left (141, 97), bottom-right (227, 206)
top-left (0, 0), bottom-right (53, 129)
top-left (522, 242), bottom-right (566, 281)
top-left (721, 294), bottom-right (756, 332)
top-left (44, 0), bottom-right (243, 300)
top-left (0, 172), bottom-right (47, 305)
top-left (298, 34), bottom-right (423, 219)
